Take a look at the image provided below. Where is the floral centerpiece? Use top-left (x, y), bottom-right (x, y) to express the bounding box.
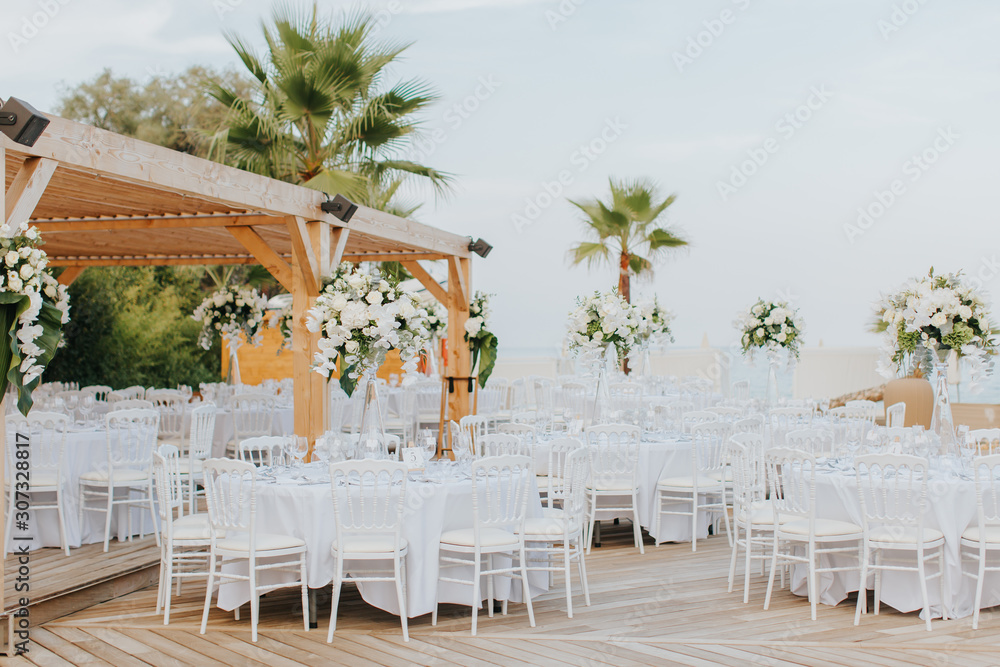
top-left (736, 299), bottom-right (803, 361)
top-left (306, 264), bottom-right (428, 396)
top-left (567, 290), bottom-right (641, 360)
top-left (873, 268), bottom-right (996, 450)
top-left (422, 299), bottom-right (447, 376)
top-left (192, 285), bottom-right (266, 384)
top-left (465, 292), bottom-right (498, 388)
top-left (0, 221), bottom-right (67, 415)
top-left (873, 268), bottom-right (995, 382)
top-left (635, 298), bottom-right (674, 346)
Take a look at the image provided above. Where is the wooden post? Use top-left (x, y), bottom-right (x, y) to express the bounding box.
top-left (288, 217), bottom-right (326, 452)
top-left (445, 256), bottom-right (472, 426)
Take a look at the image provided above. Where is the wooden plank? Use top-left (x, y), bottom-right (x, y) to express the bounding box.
top-left (306, 221), bottom-right (331, 280)
top-left (445, 257), bottom-right (471, 425)
top-left (330, 228), bottom-right (350, 267)
top-left (342, 253), bottom-right (447, 263)
top-left (47, 256), bottom-right (268, 267)
top-left (5, 156), bottom-right (57, 229)
top-left (56, 267), bottom-right (85, 286)
top-left (286, 216), bottom-right (320, 298)
top-left (401, 261), bottom-right (448, 307)
top-left (227, 226), bottom-right (294, 292)
top-left (447, 257), bottom-right (468, 309)
top-left (33, 214), bottom-right (280, 232)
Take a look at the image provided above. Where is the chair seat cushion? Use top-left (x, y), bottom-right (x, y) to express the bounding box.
top-left (170, 514), bottom-right (214, 541)
top-left (708, 468), bottom-right (733, 482)
top-left (6, 471), bottom-right (60, 488)
top-left (656, 476), bottom-right (723, 490)
top-left (332, 535), bottom-right (408, 554)
top-left (962, 525), bottom-right (1000, 545)
top-left (80, 469), bottom-right (149, 483)
top-left (440, 527), bottom-right (519, 548)
top-left (518, 517), bottom-right (573, 537)
top-left (737, 503), bottom-right (783, 526)
top-left (782, 518), bottom-right (862, 538)
top-left (869, 526), bottom-right (944, 545)
top-left (217, 532), bottom-right (305, 552)
top-left (536, 475), bottom-right (565, 489)
top-left (586, 480), bottom-right (635, 492)
top-left (541, 507), bottom-right (566, 519)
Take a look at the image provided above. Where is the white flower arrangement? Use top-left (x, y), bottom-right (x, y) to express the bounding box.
top-left (424, 300), bottom-right (448, 339)
top-left (567, 290), bottom-right (641, 359)
top-left (873, 268), bottom-right (996, 384)
top-left (41, 272), bottom-right (71, 325)
top-left (635, 297), bottom-right (674, 345)
top-left (736, 298), bottom-right (803, 361)
top-left (305, 264), bottom-right (429, 395)
top-left (271, 303), bottom-right (293, 352)
top-left (0, 220), bottom-right (67, 414)
top-left (191, 285), bottom-right (267, 351)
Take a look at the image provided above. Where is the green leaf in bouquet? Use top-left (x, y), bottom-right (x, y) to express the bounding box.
top-left (338, 360), bottom-right (358, 397)
top-left (477, 332), bottom-right (498, 389)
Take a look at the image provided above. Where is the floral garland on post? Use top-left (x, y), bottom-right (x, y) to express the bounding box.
top-left (873, 268), bottom-right (996, 385)
top-left (735, 298), bottom-right (803, 364)
top-left (191, 285), bottom-right (267, 352)
top-left (465, 292), bottom-right (498, 388)
top-left (567, 290), bottom-right (641, 361)
top-left (0, 222), bottom-right (67, 415)
top-left (306, 264), bottom-right (428, 396)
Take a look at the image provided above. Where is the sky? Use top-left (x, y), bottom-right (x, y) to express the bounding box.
top-left (4, 0), bottom-right (1000, 355)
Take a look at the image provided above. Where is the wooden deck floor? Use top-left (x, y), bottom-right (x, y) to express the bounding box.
top-left (7, 524), bottom-right (1000, 666)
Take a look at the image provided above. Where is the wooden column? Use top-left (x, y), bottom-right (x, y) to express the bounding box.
top-left (287, 217), bottom-right (326, 448)
top-left (445, 256), bottom-right (472, 424)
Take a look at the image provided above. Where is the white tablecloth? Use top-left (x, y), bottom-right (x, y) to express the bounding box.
top-left (192, 404), bottom-right (295, 458)
top-left (795, 466), bottom-right (997, 619)
top-left (8, 425), bottom-right (158, 551)
top-left (535, 433), bottom-right (709, 544)
top-left (216, 468), bottom-right (547, 618)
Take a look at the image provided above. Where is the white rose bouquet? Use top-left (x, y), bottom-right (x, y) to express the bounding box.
top-left (567, 290), bottom-right (641, 359)
top-left (873, 268), bottom-right (995, 383)
top-left (271, 303), bottom-right (293, 352)
top-left (635, 297), bottom-right (674, 345)
top-left (465, 291), bottom-right (498, 388)
top-left (736, 298), bottom-right (803, 361)
top-left (0, 221), bottom-right (66, 415)
top-left (424, 300), bottom-right (448, 339)
top-left (306, 264), bottom-right (429, 396)
top-left (192, 285), bottom-right (267, 351)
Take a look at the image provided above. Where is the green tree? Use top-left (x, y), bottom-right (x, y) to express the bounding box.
top-left (44, 267), bottom-right (220, 388)
top-left (568, 178), bottom-right (687, 302)
top-left (206, 3), bottom-right (451, 201)
top-left (56, 66), bottom-right (253, 156)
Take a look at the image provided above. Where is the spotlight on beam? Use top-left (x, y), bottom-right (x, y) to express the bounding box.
top-left (320, 194), bottom-right (358, 223)
top-left (468, 237), bottom-right (493, 258)
top-left (0, 97), bottom-right (50, 147)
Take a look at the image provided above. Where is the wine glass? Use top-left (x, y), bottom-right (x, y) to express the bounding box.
top-left (79, 395), bottom-right (95, 426)
top-left (287, 436), bottom-right (310, 467)
top-left (419, 429), bottom-right (437, 459)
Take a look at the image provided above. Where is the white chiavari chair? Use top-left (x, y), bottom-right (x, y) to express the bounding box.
top-left (584, 424), bottom-right (643, 554)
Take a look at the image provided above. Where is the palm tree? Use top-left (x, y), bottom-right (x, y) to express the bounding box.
top-left (568, 178), bottom-right (687, 302)
top-left (206, 3), bottom-right (451, 201)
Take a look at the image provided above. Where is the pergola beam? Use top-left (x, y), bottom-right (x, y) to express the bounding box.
top-left (331, 228), bottom-right (350, 267)
top-left (56, 266), bottom-right (86, 286)
top-left (32, 214), bottom-right (279, 232)
top-left (228, 226), bottom-right (294, 292)
top-left (402, 260), bottom-right (449, 306)
top-left (47, 255), bottom-right (278, 267)
top-left (5, 156), bottom-right (57, 229)
top-left (343, 252), bottom-right (448, 262)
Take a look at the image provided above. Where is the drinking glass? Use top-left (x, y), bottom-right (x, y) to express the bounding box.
top-left (79, 396), bottom-right (95, 426)
top-left (288, 436), bottom-right (310, 467)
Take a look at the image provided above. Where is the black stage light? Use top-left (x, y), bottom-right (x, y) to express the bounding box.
top-left (0, 97), bottom-right (50, 147)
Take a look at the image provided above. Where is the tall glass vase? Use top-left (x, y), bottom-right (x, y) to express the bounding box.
top-left (225, 346), bottom-right (242, 386)
top-left (425, 340), bottom-right (440, 377)
top-left (357, 367), bottom-right (390, 460)
top-left (930, 348), bottom-right (957, 454)
top-left (590, 344), bottom-right (613, 425)
top-left (764, 354), bottom-right (780, 409)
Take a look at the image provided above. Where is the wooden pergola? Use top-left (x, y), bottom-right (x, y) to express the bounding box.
top-left (1, 113), bottom-right (477, 440)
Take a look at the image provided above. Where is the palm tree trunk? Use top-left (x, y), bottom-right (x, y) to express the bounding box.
top-left (619, 251), bottom-right (631, 375)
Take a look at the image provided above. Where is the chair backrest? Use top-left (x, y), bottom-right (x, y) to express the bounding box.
top-left (7, 411), bottom-right (68, 478)
top-left (82, 385), bottom-right (113, 402)
top-left (559, 381), bottom-right (588, 422)
top-left (459, 414), bottom-right (489, 453)
top-left (846, 400), bottom-right (879, 423)
top-left (560, 447), bottom-right (590, 527)
top-left (227, 393), bottom-right (276, 440)
top-left (608, 382), bottom-right (644, 421)
top-left (682, 410), bottom-right (719, 432)
top-left (478, 433), bottom-right (531, 458)
top-left (785, 427), bottom-right (835, 458)
top-left (476, 384), bottom-right (507, 417)
top-left (733, 414), bottom-right (765, 435)
top-left (202, 458), bottom-right (256, 539)
top-left (157, 397), bottom-right (187, 441)
top-left (585, 424), bottom-right (641, 489)
top-left (972, 455), bottom-right (1000, 533)
top-left (238, 435), bottom-right (287, 467)
top-left (854, 454), bottom-right (928, 531)
top-left (328, 460), bottom-right (408, 551)
top-left (706, 406), bottom-right (742, 422)
top-left (544, 437), bottom-right (585, 507)
top-left (471, 455), bottom-right (533, 536)
top-left (112, 398), bottom-right (154, 411)
top-left (690, 421), bottom-right (732, 477)
top-left (189, 404), bottom-right (217, 460)
top-left (729, 432), bottom-right (766, 505)
top-left (448, 420), bottom-right (472, 460)
top-left (329, 392), bottom-right (349, 433)
top-left (105, 409), bottom-right (160, 474)
top-left (732, 380), bottom-right (750, 402)
top-left (968, 429), bottom-right (1000, 455)
top-left (764, 447), bottom-right (817, 524)
top-left (883, 378), bottom-right (933, 429)
top-left (510, 378), bottom-right (529, 412)
top-left (153, 445), bottom-right (185, 523)
top-left (146, 388), bottom-right (186, 406)
top-left (885, 402), bottom-right (906, 428)
top-left (497, 422), bottom-right (537, 445)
